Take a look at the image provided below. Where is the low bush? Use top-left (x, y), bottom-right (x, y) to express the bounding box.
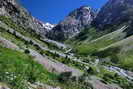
top-left (24, 49), bottom-right (30, 54)
top-left (58, 72), bottom-right (72, 83)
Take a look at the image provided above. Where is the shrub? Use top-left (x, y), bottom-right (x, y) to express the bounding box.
top-left (29, 40), bottom-right (33, 45)
top-left (24, 49), bottom-right (30, 54)
top-left (39, 50), bottom-right (44, 55)
top-left (13, 31), bottom-right (16, 36)
top-left (58, 72), bottom-right (72, 83)
top-left (34, 44), bottom-right (41, 50)
top-left (24, 40), bottom-right (29, 45)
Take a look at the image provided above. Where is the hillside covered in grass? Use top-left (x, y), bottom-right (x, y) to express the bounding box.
top-left (0, 46), bottom-right (57, 89)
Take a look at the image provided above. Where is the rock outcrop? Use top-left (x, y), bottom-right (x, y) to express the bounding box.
top-left (0, 0), bottom-right (54, 38)
top-left (33, 18), bottom-right (55, 37)
top-left (46, 6), bottom-right (96, 41)
top-left (0, 83), bottom-right (10, 89)
top-left (93, 0), bottom-right (133, 32)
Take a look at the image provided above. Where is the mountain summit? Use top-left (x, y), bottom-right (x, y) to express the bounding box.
top-left (46, 6), bottom-right (96, 41)
top-left (93, 0), bottom-right (133, 30)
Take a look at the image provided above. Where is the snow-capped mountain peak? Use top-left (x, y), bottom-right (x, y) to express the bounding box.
top-left (43, 22), bottom-right (55, 30)
top-left (33, 17), bottom-right (55, 31)
top-left (81, 6), bottom-right (91, 11)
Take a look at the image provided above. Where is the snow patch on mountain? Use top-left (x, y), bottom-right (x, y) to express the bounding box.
top-left (33, 17), bottom-right (55, 31)
top-left (43, 22), bottom-right (55, 31)
top-left (82, 6), bottom-right (91, 11)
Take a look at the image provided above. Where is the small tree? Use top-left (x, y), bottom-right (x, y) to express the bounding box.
top-left (29, 40), bottom-right (33, 45)
top-left (58, 72), bottom-right (72, 83)
top-left (24, 49), bottom-right (30, 54)
top-left (13, 31), bottom-right (16, 36)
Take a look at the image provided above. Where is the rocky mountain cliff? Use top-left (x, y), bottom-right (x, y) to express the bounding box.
top-left (72, 0), bottom-right (133, 55)
top-left (0, 0), bottom-right (53, 38)
top-left (46, 6), bottom-right (96, 41)
top-left (33, 18), bottom-right (55, 37)
top-left (93, 0), bottom-right (133, 33)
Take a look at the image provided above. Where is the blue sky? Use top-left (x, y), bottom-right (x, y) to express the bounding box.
top-left (21, 0), bottom-right (108, 24)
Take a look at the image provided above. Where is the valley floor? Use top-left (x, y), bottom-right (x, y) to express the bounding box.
top-left (0, 16), bottom-right (132, 89)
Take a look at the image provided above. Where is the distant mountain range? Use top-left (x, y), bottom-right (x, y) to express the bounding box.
top-left (46, 0), bottom-right (133, 41)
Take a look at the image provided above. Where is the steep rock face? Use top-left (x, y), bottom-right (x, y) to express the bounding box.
top-left (0, 0), bottom-right (38, 31)
top-left (33, 18), bottom-right (55, 37)
top-left (93, 0), bottom-right (133, 32)
top-left (0, 0), bottom-right (52, 37)
top-left (46, 6), bottom-right (96, 41)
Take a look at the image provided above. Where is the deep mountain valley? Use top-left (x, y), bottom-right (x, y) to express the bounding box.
top-left (0, 0), bottom-right (133, 89)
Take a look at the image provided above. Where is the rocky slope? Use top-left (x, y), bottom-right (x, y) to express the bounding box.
top-left (93, 0), bottom-right (133, 36)
top-left (46, 6), bottom-right (96, 41)
top-left (71, 0), bottom-right (133, 49)
top-left (67, 0), bottom-right (133, 88)
top-left (0, 0), bottom-right (53, 38)
top-left (33, 18), bottom-right (55, 37)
